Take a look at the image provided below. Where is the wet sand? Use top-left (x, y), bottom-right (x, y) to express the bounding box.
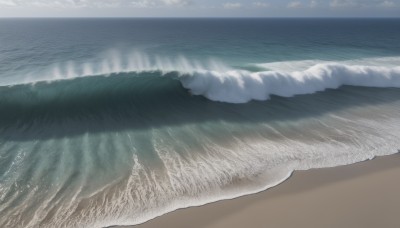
top-left (130, 153), bottom-right (400, 228)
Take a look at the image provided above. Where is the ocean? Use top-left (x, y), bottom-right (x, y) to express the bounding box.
top-left (0, 18), bottom-right (400, 227)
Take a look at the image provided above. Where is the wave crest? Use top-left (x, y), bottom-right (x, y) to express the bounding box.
top-left (181, 63), bottom-right (400, 103)
top-left (3, 51), bottom-right (400, 104)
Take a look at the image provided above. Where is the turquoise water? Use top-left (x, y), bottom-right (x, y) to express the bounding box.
top-left (1, 18), bottom-right (400, 227)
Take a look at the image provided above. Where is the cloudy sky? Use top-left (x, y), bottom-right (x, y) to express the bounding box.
top-left (0, 0), bottom-right (399, 17)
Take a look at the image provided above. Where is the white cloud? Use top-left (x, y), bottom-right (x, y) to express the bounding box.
top-left (0, 0), bottom-right (17, 6)
top-left (310, 0), bottom-right (318, 8)
top-left (329, 0), bottom-right (395, 9)
top-left (0, 0), bottom-right (119, 8)
top-left (1, 0), bottom-right (399, 12)
top-left (288, 1), bottom-right (302, 8)
top-left (161, 0), bottom-right (191, 6)
top-left (130, 0), bottom-right (158, 8)
top-left (223, 2), bottom-right (242, 9)
top-left (0, 0), bottom-right (192, 8)
top-left (379, 0), bottom-right (396, 7)
top-left (252, 2), bottom-right (269, 8)
top-left (330, 0), bottom-right (358, 8)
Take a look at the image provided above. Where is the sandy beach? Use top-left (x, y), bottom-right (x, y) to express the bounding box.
top-left (130, 153), bottom-right (400, 228)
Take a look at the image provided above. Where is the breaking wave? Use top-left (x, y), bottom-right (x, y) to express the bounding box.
top-left (184, 63), bottom-right (400, 103)
top-left (4, 52), bottom-right (400, 105)
top-left (1, 53), bottom-right (400, 227)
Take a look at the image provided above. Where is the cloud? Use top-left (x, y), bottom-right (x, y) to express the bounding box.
top-left (130, 0), bottom-right (155, 8)
top-left (329, 0), bottom-right (359, 8)
top-left (329, 0), bottom-right (397, 9)
top-left (310, 0), bottom-right (318, 8)
top-left (223, 2), bottom-right (242, 9)
top-left (379, 0), bottom-right (396, 7)
top-left (0, 0), bottom-right (119, 8)
top-left (0, 0), bottom-right (192, 8)
top-left (252, 2), bottom-right (270, 8)
top-left (131, 0), bottom-right (191, 8)
top-left (288, 1), bottom-right (302, 8)
top-left (160, 0), bottom-right (191, 6)
top-left (1, 0), bottom-right (399, 13)
top-left (0, 0), bottom-right (17, 6)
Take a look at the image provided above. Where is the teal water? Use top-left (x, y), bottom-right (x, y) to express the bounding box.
top-left (1, 18), bottom-right (400, 227)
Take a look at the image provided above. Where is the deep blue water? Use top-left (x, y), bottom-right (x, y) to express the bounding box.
top-left (1, 18), bottom-right (400, 74)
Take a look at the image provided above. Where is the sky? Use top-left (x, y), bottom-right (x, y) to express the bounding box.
top-left (0, 0), bottom-right (399, 17)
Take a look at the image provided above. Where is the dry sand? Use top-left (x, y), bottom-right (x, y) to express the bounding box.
top-left (127, 153), bottom-right (400, 228)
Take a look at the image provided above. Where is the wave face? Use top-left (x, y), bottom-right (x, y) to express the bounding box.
top-left (1, 18), bottom-right (400, 228)
top-left (4, 51), bottom-right (400, 105)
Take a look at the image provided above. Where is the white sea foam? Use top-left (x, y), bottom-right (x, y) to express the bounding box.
top-left (99, 110), bottom-right (400, 227)
top-left (182, 63), bottom-right (400, 103)
top-left (255, 57), bottom-right (400, 72)
top-left (29, 112), bottom-right (400, 228)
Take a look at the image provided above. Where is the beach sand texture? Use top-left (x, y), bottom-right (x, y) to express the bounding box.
top-left (132, 154), bottom-right (400, 228)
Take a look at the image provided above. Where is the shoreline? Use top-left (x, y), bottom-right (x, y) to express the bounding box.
top-left (127, 153), bottom-right (400, 228)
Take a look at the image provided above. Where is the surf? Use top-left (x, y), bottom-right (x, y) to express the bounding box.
top-left (2, 51), bottom-right (400, 105)
top-left (183, 63), bottom-right (400, 103)
top-left (1, 53), bottom-right (400, 228)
